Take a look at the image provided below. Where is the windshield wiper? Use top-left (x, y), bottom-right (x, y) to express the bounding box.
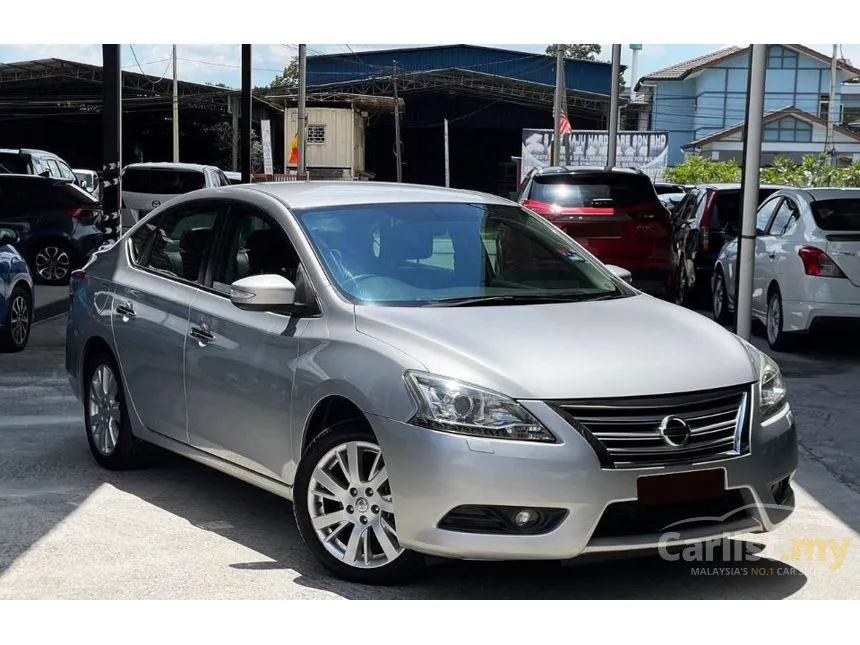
top-left (425, 292), bottom-right (623, 307)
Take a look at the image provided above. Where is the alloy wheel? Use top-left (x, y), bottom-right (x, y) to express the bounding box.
top-left (34, 246), bottom-right (71, 282)
top-left (88, 364), bottom-right (122, 456)
top-left (712, 276), bottom-right (724, 319)
top-left (767, 294), bottom-right (782, 346)
top-left (307, 440), bottom-right (403, 569)
top-left (9, 294), bottom-right (29, 348)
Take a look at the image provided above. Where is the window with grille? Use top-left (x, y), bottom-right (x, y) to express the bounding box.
top-left (308, 124), bottom-right (326, 144)
top-left (766, 46), bottom-right (798, 69)
top-left (763, 117), bottom-right (812, 143)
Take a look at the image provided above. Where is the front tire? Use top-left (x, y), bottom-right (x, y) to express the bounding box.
top-left (293, 422), bottom-right (424, 584)
top-left (83, 352), bottom-right (147, 470)
top-left (0, 286), bottom-right (32, 353)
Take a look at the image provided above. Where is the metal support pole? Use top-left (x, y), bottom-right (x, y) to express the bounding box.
top-left (393, 61), bottom-right (403, 182)
top-left (297, 44), bottom-right (308, 180)
top-left (231, 95), bottom-right (239, 172)
top-left (172, 44), bottom-right (179, 162)
top-left (101, 44), bottom-right (122, 241)
top-left (552, 46), bottom-right (563, 166)
top-left (826, 44), bottom-right (838, 165)
top-left (734, 44), bottom-right (768, 342)
top-left (240, 45), bottom-right (252, 184)
top-left (606, 44), bottom-right (622, 170)
top-left (443, 118), bottom-right (450, 187)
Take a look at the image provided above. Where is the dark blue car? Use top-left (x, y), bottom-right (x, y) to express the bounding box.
top-left (0, 227), bottom-right (34, 352)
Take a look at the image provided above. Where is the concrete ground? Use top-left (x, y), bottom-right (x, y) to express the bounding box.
top-left (0, 313), bottom-right (859, 599)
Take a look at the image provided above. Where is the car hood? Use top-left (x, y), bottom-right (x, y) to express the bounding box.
top-left (354, 294), bottom-right (757, 400)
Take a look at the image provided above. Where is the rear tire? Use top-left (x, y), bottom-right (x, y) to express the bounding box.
top-left (711, 269), bottom-right (732, 325)
top-left (765, 287), bottom-right (797, 352)
top-left (30, 241), bottom-right (77, 285)
top-left (293, 421), bottom-right (425, 585)
top-left (83, 351), bottom-right (148, 470)
top-left (0, 285), bottom-right (31, 353)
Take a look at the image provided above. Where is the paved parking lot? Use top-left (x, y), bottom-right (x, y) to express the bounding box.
top-left (1, 313), bottom-right (859, 599)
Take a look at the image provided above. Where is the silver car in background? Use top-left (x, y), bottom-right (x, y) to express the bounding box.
top-left (65, 181), bottom-right (798, 584)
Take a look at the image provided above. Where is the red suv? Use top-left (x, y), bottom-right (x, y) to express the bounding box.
top-left (517, 167), bottom-right (676, 299)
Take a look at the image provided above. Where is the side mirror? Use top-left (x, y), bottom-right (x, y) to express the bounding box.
top-left (0, 227), bottom-right (19, 246)
top-left (229, 274), bottom-right (297, 313)
top-left (606, 264), bottom-right (633, 284)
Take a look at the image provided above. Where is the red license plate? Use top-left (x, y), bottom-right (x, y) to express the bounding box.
top-left (637, 469), bottom-right (726, 507)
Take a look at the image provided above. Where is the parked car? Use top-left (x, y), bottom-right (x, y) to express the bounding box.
top-left (0, 174), bottom-right (104, 285)
top-left (120, 162), bottom-right (232, 230)
top-left (658, 191), bottom-right (687, 217)
top-left (0, 148), bottom-right (83, 188)
top-left (73, 169), bottom-right (102, 201)
top-left (517, 166), bottom-right (677, 299)
top-left (0, 227), bottom-right (33, 353)
top-left (653, 182), bottom-right (688, 195)
top-left (66, 181), bottom-right (797, 584)
top-left (673, 183), bottom-right (786, 306)
top-left (224, 171), bottom-right (243, 185)
top-left (712, 187), bottom-right (860, 350)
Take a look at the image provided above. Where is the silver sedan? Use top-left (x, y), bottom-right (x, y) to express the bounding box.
top-left (66, 181), bottom-right (798, 584)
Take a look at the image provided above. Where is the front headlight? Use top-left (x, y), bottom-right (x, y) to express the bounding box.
top-left (759, 353), bottom-right (788, 420)
top-left (404, 371), bottom-right (556, 443)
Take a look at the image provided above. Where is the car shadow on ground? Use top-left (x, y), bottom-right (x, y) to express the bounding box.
top-left (105, 448), bottom-right (807, 600)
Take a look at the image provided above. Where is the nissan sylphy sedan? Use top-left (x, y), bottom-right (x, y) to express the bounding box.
top-left (66, 181), bottom-right (797, 584)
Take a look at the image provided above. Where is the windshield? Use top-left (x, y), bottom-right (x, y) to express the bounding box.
top-left (529, 174), bottom-right (658, 208)
top-left (122, 168), bottom-right (206, 194)
top-left (74, 172), bottom-right (94, 189)
top-left (294, 202), bottom-right (630, 306)
top-left (811, 198), bottom-right (860, 231)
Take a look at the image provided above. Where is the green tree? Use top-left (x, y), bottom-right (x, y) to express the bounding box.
top-left (202, 121), bottom-right (264, 172)
top-left (270, 57), bottom-right (299, 88)
top-left (664, 156), bottom-right (741, 184)
top-left (545, 44), bottom-right (602, 61)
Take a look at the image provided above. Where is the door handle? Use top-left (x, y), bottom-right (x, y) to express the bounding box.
top-left (115, 302), bottom-right (135, 319)
top-left (189, 325), bottom-right (215, 346)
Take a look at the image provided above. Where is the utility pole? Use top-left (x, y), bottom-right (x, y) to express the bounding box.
top-left (297, 44), bottom-right (308, 179)
top-left (240, 45), bottom-right (252, 184)
top-left (734, 44), bottom-right (768, 342)
top-left (825, 44), bottom-right (839, 165)
top-left (172, 44), bottom-right (179, 162)
top-left (443, 118), bottom-right (450, 187)
top-left (552, 46), bottom-right (563, 166)
top-left (393, 60), bottom-right (403, 182)
top-left (606, 44), bottom-right (622, 170)
top-left (102, 45), bottom-right (122, 241)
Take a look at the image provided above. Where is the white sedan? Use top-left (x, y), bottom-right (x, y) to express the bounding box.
top-left (712, 187), bottom-right (860, 350)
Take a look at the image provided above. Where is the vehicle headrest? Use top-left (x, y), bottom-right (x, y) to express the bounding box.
top-left (381, 220), bottom-right (437, 262)
top-left (180, 227), bottom-right (212, 253)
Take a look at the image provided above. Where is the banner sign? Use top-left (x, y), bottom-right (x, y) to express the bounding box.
top-left (261, 119), bottom-right (274, 175)
top-left (521, 129), bottom-right (669, 182)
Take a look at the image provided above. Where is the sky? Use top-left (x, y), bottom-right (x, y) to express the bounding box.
top-left (2, 44), bottom-right (857, 89)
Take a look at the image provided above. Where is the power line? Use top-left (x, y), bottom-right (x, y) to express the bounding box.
top-left (128, 45), bottom-right (148, 76)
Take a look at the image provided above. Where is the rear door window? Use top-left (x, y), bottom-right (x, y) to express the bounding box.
top-left (811, 199), bottom-right (860, 231)
top-left (529, 173), bottom-right (658, 207)
top-left (122, 168), bottom-right (207, 194)
top-left (0, 153), bottom-right (30, 174)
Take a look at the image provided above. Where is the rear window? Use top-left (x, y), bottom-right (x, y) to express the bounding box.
top-left (122, 168), bottom-right (206, 194)
top-left (0, 153), bottom-right (29, 174)
top-left (530, 173), bottom-right (658, 208)
top-left (709, 188), bottom-right (780, 228)
top-left (811, 199), bottom-right (860, 231)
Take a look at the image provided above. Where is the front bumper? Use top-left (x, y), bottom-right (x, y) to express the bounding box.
top-left (369, 401), bottom-right (797, 561)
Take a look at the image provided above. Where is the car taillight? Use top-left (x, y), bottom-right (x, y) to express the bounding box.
top-left (699, 191), bottom-right (716, 252)
top-left (521, 198), bottom-right (551, 214)
top-left (798, 246), bottom-right (846, 278)
top-left (68, 207), bottom-right (90, 219)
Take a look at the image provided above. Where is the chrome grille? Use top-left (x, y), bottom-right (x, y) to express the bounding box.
top-left (551, 385), bottom-right (752, 469)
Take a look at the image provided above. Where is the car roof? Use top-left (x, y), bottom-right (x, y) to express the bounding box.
top-left (237, 181), bottom-right (513, 210)
top-left (123, 162), bottom-right (213, 172)
top-left (696, 182), bottom-right (789, 191)
top-left (795, 187), bottom-right (860, 201)
top-left (0, 148), bottom-right (58, 157)
top-left (532, 165), bottom-right (644, 177)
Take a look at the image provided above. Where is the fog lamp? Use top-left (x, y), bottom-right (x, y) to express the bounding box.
top-left (514, 509), bottom-right (538, 528)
